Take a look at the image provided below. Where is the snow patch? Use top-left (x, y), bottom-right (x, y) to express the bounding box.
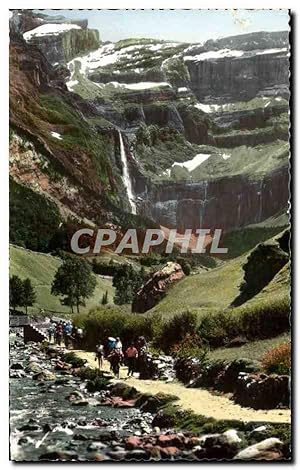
top-left (172, 154), bottom-right (211, 172)
top-left (184, 48), bottom-right (245, 62)
top-left (104, 81), bottom-right (171, 90)
top-left (194, 103), bottom-right (221, 113)
top-left (256, 47), bottom-right (287, 55)
top-left (24, 23), bottom-right (81, 41)
top-left (50, 132), bottom-right (63, 140)
top-left (66, 79), bottom-right (78, 91)
top-left (222, 153), bottom-right (231, 160)
top-left (178, 87), bottom-right (188, 93)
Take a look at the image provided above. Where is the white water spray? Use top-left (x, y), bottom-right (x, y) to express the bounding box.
top-left (119, 131), bottom-right (136, 214)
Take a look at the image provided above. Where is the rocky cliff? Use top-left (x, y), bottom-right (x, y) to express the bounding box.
top-left (138, 166), bottom-right (289, 232)
top-left (9, 11), bottom-right (290, 244)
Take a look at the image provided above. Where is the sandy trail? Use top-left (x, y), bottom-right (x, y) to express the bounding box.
top-left (74, 350), bottom-right (291, 424)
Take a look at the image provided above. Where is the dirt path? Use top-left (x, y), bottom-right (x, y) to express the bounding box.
top-left (74, 350), bottom-right (291, 424)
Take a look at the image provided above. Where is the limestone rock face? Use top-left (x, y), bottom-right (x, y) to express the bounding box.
top-left (25, 28), bottom-right (100, 65)
top-left (139, 167), bottom-right (289, 232)
top-left (132, 262), bottom-right (185, 313)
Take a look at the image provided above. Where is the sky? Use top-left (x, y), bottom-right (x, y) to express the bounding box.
top-left (36, 9), bottom-right (289, 43)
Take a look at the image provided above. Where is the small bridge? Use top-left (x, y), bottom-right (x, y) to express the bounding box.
top-left (10, 315), bottom-right (48, 343)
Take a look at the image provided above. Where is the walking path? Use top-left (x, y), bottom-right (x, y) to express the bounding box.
top-left (74, 350), bottom-right (291, 424)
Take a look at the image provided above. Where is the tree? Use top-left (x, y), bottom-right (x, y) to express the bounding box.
top-left (113, 265), bottom-right (145, 305)
top-left (101, 290), bottom-right (108, 305)
top-left (9, 275), bottom-right (24, 312)
top-left (9, 276), bottom-right (36, 314)
top-left (51, 257), bottom-right (97, 313)
top-left (22, 278), bottom-right (36, 314)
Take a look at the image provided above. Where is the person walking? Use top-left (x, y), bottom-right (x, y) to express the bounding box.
top-left (125, 343), bottom-right (138, 377)
top-left (56, 322), bottom-right (63, 346)
top-left (64, 322), bottom-right (72, 349)
top-left (115, 337), bottom-right (122, 351)
top-left (95, 343), bottom-right (104, 370)
top-left (48, 323), bottom-right (55, 343)
top-left (108, 348), bottom-right (123, 378)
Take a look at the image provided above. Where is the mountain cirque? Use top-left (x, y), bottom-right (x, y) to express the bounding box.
top-left (9, 10), bottom-right (290, 236)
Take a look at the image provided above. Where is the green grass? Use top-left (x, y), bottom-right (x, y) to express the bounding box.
top-left (221, 225), bottom-right (288, 259)
top-left (147, 255), bottom-right (245, 319)
top-left (191, 140), bottom-right (289, 181)
top-left (208, 333), bottom-right (290, 363)
top-left (9, 244), bottom-right (115, 316)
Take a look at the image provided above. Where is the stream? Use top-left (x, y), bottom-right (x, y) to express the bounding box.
top-left (10, 335), bottom-right (151, 461)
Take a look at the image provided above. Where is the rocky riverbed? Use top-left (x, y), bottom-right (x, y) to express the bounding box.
top-left (10, 335), bottom-right (291, 461)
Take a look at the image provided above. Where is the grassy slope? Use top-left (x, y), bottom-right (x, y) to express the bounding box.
top-left (9, 244), bottom-right (115, 315)
top-left (147, 255), bottom-right (245, 319)
top-left (208, 332), bottom-right (290, 363)
top-left (147, 238), bottom-right (290, 320)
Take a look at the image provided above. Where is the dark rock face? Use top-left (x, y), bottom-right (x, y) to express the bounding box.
top-left (187, 52), bottom-right (289, 102)
top-left (132, 262), bottom-right (185, 313)
top-left (185, 31), bottom-right (289, 102)
top-left (139, 166), bottom-right (289, 232)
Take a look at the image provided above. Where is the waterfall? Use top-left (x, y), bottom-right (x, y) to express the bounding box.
top-left (118, 131), bottom-right (136, 215)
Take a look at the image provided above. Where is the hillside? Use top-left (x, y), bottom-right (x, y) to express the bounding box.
top-left (146, 234), bottom-right (290, 319)
top-left (9, 244), bottom-right (115, 315)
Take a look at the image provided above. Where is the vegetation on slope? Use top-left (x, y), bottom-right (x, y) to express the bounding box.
top-left (9, 244), bottom-right (115, 315)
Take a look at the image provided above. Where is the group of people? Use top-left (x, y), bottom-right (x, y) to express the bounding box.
top-left (95, 336), bottom-right (148, 378)
top-left (48, 321), bottom-right (83, 349)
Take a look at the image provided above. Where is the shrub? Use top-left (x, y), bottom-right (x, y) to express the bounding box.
top-left (262, 342), bottom-right (291, 375)
top-left (171, 333), bottom-right (205, 358)
top-left (74, 307), bottom-right (162, 351)
top-left (62, 352), bottom-right (86, 368)
top-left (198, 311), bottom-right (239, 348)
top-left (239, 295), bottom-right (290, 340)
top-left (156, 311), bottom-right (197, 353)
top-left (198, 295), bottom-right (290, 348)
top-left (181, 261), bottom-right (191, 276)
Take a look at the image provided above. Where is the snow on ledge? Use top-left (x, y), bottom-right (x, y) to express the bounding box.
top-left (172, 154), bottom-right (211, 172)
top-left (184, 48), bottom-right (245, 62)
top-left (24, 23), bottom-right (81, 41)
top-left (107, 81), bottom-right (171, 90)
top-left (50, 131), bottom-right (63, 140)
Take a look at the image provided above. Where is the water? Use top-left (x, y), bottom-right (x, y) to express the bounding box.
top-left (119, 131), bottom-right (137, 214)
top-left (10, 337), bottom-right (146, 461)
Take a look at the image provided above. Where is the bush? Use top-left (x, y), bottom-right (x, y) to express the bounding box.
top-left (171, 333), bottom-right (205, 358)
top-left (198, 311), bottom-right (239, 348)
top-left (198, 295), bottom-right (290, 348)
top-left (62, 352), bottom-right (86, 368)
top-left (156, 311), bottom-right (197, 354)
top-left (74, 307), bottom-right (162, 351)
top-left (262, 342), bottom-right (291, 375)
top-left (239, 295), bottom-right (290, 340)
top-left (181, 261), bottom-right (191, 276)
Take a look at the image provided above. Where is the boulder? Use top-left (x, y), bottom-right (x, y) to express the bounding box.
top-left (234, 438), bottom-right (284, 460)
top-left (132, 262), bottom-right (184, 313)
top-left (33, 370), bottom-right (56, 381)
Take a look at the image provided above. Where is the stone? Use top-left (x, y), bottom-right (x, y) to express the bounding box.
top-left (39, 451), bottom-right (78, 461)
top-left (66, 390), bottom-right (84, 402)
top-left (132, 262), bottom-right (185, 313)
top-left (10, 363), bottom-right (24, 370)
top-left (33, 370), bottom-right (56, 381)
top-left (87, 442), bottom-right (107, 452)
top-left (234, 438), bottom-right (284, 460)
top-left (125, 436), bottom-right (142, 450)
